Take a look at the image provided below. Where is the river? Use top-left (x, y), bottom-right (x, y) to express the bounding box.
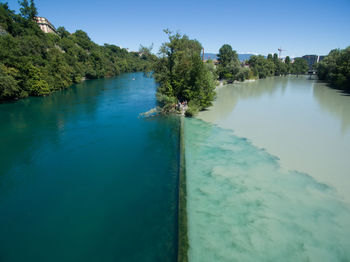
top-left (0, 73), bottom-right (179, 262)
top-left (185, 76), bottom-right (350, 261)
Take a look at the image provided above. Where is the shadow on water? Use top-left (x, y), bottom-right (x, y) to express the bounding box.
top-left (0, 79), bottom-right (106, 177)
top-left (312, 82), bottom-right (350, 133)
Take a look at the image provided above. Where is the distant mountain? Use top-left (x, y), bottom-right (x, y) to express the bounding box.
top-left (238, 54), bottom-right (255, 61)
top-left (203, 53), bottom-right (218, 60)
top-left (204, 53), bottom-right (256, 62)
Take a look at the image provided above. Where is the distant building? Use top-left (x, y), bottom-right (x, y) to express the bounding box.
top-left (34, 17), bottom-right (57, 34)
top-left (301, 55), bottom-right (326, 69)
top-left (318, 56), bottom-right (326, 62)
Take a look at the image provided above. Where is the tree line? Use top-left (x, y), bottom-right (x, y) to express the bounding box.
top-left (215, 44), bottom-right (309, 82)
top-left (317, 46), bottom-right (350, 92)
top-left (154, 39), bottom-right (310, 116)
top-left (0, 1), bottom-right (156, 101)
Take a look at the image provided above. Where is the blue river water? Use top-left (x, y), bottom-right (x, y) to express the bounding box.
top-left (0, 73), bottom-right (179, 262)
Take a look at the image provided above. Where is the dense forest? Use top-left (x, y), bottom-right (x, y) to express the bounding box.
top-left (154, 30), bottom-right (215, 116)
top-left (317, 46), bottom-right (350, 92)
top-left (0, 1), bottom-right (155, 101)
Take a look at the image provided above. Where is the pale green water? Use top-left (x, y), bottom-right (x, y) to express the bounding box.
top-left (185, 76), bottom-right (350, 261)
top-left (199, 76), bottom-right (350, 202)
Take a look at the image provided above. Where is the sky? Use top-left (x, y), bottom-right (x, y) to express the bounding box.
top-left (3, 0), bottom-right (350, 57)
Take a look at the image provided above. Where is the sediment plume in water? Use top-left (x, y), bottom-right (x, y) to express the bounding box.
top-left (185, 118), bottom-right (350, 262)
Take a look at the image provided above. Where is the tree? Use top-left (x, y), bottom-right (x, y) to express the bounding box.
top-left (285, 56), bottom-right (291, 74)
top-left (317, 46), bottom-right (350, 91)
top-left (18, 0), bottom-right (37, 20)
top-left (248, 55), bottom-right (275, 79)
top-left (23, 63), bottom-right (50, 96)
top-left (292, 58), bottom-right (308, 77)
top-left (154, 30), bottom-right (215, 115)
top-left (217, 44), bottom-right (238, 67)
top-left (217, 44), bottom-right (241, 81)
top-left (0, 64), bottom-right (20, 99)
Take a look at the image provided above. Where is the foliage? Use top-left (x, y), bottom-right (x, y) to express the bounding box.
top-left (154, 30), bottom-right (215, 115)
top-left (317, 46), bottom-right (350, 91)
top-left (216, 44), bottom-right (246, 82)
top-left (291, 58), bottom-right (308, 76)
top-left (0, 2), bottom-right (155, 101)
top-left (248, 55), bottom-right (274, 78)
top-left (216, 45), bottom-right (290, 82)
top-left (19, 0), bottom-right (37, 20)
top-left (248, 53), bottom-right (290, 79)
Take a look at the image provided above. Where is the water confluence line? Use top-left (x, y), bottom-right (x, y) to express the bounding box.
top-left (178, 116), bottom-right (189, 262)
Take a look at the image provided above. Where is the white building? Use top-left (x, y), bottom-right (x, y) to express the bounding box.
top-left (34, 17), bottom-right (57, 34)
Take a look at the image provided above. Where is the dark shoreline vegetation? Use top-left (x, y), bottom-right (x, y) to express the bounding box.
top-left (317, 46), bottom-right (350, 92)
top-left (0, 1), bottom-right (156, 101)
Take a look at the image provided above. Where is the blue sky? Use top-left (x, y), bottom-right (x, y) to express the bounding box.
top-left (3, 0), bottom-right (350, 57)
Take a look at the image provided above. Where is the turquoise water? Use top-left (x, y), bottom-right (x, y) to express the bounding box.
top-left (185, 77), bottom-right (350, 261)
top-left (185, 118), bottom-right (350, 261)
top-left (0, 73), bottom-right (179, 262)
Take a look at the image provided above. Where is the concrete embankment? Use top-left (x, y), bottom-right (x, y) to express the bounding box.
top-left (177, 116), bottom-right (188, 262)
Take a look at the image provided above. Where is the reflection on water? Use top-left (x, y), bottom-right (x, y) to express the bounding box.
top-left (313, 82), bottom-right (350, 133)
top-left (198, 76), bottom-right (350, 202)
top-left (200, 77), bottom-right (288, 122)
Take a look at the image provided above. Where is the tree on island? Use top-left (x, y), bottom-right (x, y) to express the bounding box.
top-left (154, 30), bottom-right (215, 116)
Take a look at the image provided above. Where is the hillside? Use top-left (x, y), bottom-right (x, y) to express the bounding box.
top-left (0, 3), bottom-right (155, 101)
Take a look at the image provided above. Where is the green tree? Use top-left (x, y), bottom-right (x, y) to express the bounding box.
top-left (285, 56), bottom-right (291, 73)
top-left (18, 0), bottom-right (37, 20)
top-left (217, 44), bottom-right (241, 81)
top-left (23, 63), bottom-right (50, 96)
top-left (292, 58), bottom-right (308, 77)
top-left (248, 55), bottom-right (275, 79)
top-left (0, 64), bottom-right (20, 99)
top-left (154, 30), bottom-right (215, 115)
top-left (317, 46), bottom-right (350, 91)
top-left (217, 44), bottom-right (238, 67)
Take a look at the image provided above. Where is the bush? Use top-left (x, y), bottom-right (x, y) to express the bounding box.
top-left (184, 100), bottom-right (200, 117)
